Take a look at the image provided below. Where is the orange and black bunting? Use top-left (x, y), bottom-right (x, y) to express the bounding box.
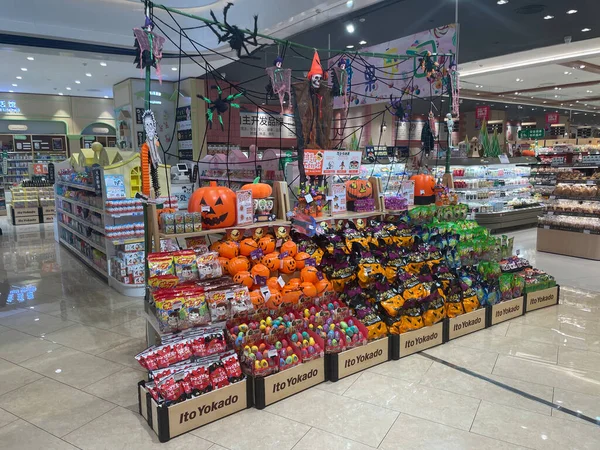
top-left (141, 142), bottom-right (151, 196)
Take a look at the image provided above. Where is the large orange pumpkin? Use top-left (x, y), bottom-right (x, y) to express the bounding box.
top-left (315, 278), bottom-right (332, 295)
top-left (300, 266), bottom-right (319, 284)
top-left (233, 271), bottom-right (253, 288)
top-left (250, 290), bottom-right (265, 308)
top-left (261, 252), bottom-right (280, 272)
top-left (281, 286), bottom-right (302, 304)
top-left (219, 241), bottom-right (239, 259)
top-left (300, 282), bottom-right (317, 297)
top-left (239, 238), bottom-right (259, 256)
top-left (279, 256), bottom-right (297, 274)
top-left (345, 179), bottom-right (373, 200)
top-left (410, 173), bottom-right (435, 197)
top-left (265, 290), bottom-right (283, 309)
top-left (266, 277), bottom-right (281, 292)
top-left (251, 263), bottom-right (270, 279)
top-left (258, 236), bottom-right (276, 254)
top-left (280, 240), bottom-right (298, 257)
top-left (218, 257), bottom-right (229, 273)
top-left (188, 181), bottom-right (236, 229)
top-left (241, 178), bottom-right (273, 199)
top-left (228, 256), bottom-right (250, 276)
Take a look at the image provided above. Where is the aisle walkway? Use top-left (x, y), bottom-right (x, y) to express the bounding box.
top-left (0, 221), bottom-right (599, 449)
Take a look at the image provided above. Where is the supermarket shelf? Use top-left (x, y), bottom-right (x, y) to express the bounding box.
top-left (58, 221), bottom-right (106, 252)
top-left (59, 238), bottom-right (108, 277)
top-left (56, 181), bottom-right (96, 192)
top-left (475, 206), bottom-right (544, 231)
top-left (56, 195), bottom-right (104, 215)
top-left (426, 156), bottom-right (538, 166)
top-left (544, 210), bottom-right (600, 219)
top-left (452, 185), bottom-right (531, 191)
top-left (108, 274), bottom-right (144, 297)
top-left (553, 179), bottom-right (600, 184)
top-left (537, 227), bottom-right (600, 260)
top-left (106, 211), bottom-right (144, 218)
top-left (108, 236), bottom-right (145, 245)
top-left (6, 159), bottom-right (32, 162)
top-left (198, 176), bottom-right (255, 183)
top-left (158, 218), bottom-right (290, 239)
top-left (322, 210), bottom-right (385, 221)
top-left (56, 208), bottom-right (105, 234)
top-left (549, 195), bottom-right (600, 202)
top-left (538, 224), bottom-right (600, 235)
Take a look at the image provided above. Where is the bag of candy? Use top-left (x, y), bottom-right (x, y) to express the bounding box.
top-left (499, 273), bottom-right (514, 301)
top-left (173, 250), bottom-right (199, 282)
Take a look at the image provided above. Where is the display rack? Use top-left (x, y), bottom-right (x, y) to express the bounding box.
top-left (8, 186), bottom-right (55, 225)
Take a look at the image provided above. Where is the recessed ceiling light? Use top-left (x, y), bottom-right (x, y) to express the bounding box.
top-left (104, 95), bottom-right (109, 99)
top-left (582, 28), bottom-right (591, 32)
top-left (564, 71), bottom-right (571, 75)
top-left (58, 92), bottom-right (63, 96)
top-left (66, 87), bottom-right (71, 90)
top-left (359, 17), bottom-right (365, 22)
top-left (587, 90), bottom-right (593, 93)
top-left (75, 80), bottom-right (81, 84)
top-left (515, 78), bottom-right (520, 81)
top-left (346, 23), bottom-right (355, 33)
top-left (559, 87), bottom-right (562, 90)
top-left (554, 95), bottom-right (558, 97)
top-left (580, 65), bottom-right (587, 69)
top-left (346, 45), bottom-right (354, 49)
top-left (9, 90), bottom-right (13, 93)
top-left (505, 105), bottom-right (508, 108)
top-left (85, 73), bottom-right (92, 77)
top-left (567, 9), bottom-right (577, 15)
top-left (497, 0), bottom-right (508, 4)
top-left (27, 56), bottom-right (35, 61)
top-left (576, 100), bottom-right (580, 102)
top-left (100, 62), bottom-right (107, 66)
top-left (543, 101), bottom-right (547, 103)
top-left (570, 104), bottom-right (573, 106)
top-left (20, 67), bottom-right (27, 71)
top-left (554, 87), bottom-right (559, 90)
top-left (544, 15), bottom-right (554, 20)
top-left (514, 91), bottom-right (519, 94)
top-left (359, 40), bottom-right (367, 45)
top-left (16, 76), bottom-right (22, 80)
top-left (346, 0), bottom-right (353, 7)
top-left (171, 67), bottom-right (177, 71)
top-left (477, 93), bottom-right (480, 95)
top-left (11, 84), bottom-right (17, 87)
top-left (585, 103), bottom-right (588, 106)
top-left (531, 96), bottom-right (534, 98)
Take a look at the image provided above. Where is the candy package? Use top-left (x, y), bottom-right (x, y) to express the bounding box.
top-left (173, 250), bottom-right (198, 282)
top-left (148, 253), bottom-right (175, 277)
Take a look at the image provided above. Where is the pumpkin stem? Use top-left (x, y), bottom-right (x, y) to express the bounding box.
top-left (253, 176), bottom-right (261, 184)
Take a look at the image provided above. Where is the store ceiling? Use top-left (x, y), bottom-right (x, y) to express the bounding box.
top-left (1, 0), bottom-right (600, 111)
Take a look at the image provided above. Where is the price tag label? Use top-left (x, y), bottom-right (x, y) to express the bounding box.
top-left (260, 286), bottom-right (271, 301)
top-left (277, 276), bottom-right (286, 288)
top-left (267, 349), bottom-right (278, 358)
top-left (305, 194), bottom-right (314, 203)
top-left (201, 205), bottom-right (211, 212)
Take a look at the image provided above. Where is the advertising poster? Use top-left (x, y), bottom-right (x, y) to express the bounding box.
top-left (305, 150), bottom-right (362, 176)
top-left (236, 190), bottom-right (254, 226)
top-left (331, 183), bottom-right (347, 214)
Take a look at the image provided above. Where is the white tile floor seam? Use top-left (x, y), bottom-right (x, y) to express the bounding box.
top-left (1, 223), bottom-right (600, 449)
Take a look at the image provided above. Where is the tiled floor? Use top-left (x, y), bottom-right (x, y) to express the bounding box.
top-left (0, 220), bottom-right (599, 449)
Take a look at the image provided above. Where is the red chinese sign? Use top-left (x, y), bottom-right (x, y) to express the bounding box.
top-left (303, 149), bottom-right (325, 176)
top-left (475, 105), bottom-right (490, 121)
top-left (545, 112), bottom-right (559, 124)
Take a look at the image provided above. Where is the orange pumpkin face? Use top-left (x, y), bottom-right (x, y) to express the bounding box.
top-left (251, 263), bottom-right (270, 279)
top-left (280, 240), bottom-right (298, 257)
top-left (249, 290), bottom-right (265, 308)
top-left (240, 181), bottom-right (273, 199)
top-left (188, 181), bottom-right (236, 229)
top-left (279, 256), bottom-right (297, 274)
top-left (410, 173), bottom-right (435, 197)
top-left (210, 241), bottom-right (223, 253)
top-left (300, 266), bottom-right (319, 284)
top-left (315, 278), bottom-right (332, 295)
top-left (239, 238), bottom-right (259, 256)
top-left (218, 257), bottom-right (230, 273)
top-left (261, 252), bottom-right (280, 272)
top-left (266, 277), bottom-right (281, 292)
top-left (285, 278), bottom-right (301, 289)
top-left (281, 286), bottom-right (302, 304)
top-left (294, 252), bottom-right (310, 270)
top-left (228, 256), bottom-right (250, 276)
top-left (258, 236), bottom-right (276, 254)
top-left (345, 179), bottom-right (373, 200)
top-left (300, 282), bottom-right (317, 297)
top-left (233, 271), bottom-right (253, 288)
top-left (265, 290), bottom-right (283, 309)
top-left (219, 241), bottom-right (239, 259)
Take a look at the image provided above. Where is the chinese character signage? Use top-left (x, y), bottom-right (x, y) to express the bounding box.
top-left (240, 111), bottom-right (296, 139)
top-left (304, 150), bottom-right (362, 176)
top-left (475, 105), bottom-right (490, 121)
top-left (0, 100), bottom-right (20, 114)
top-left (518, 129), bottom-right (545, 139)
top-left (331, 24), bottom-right (457, 108)
top-left (545, 112), bottom-right (559, 124)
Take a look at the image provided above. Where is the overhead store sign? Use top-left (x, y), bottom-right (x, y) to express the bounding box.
top-left (0, 100), bottom-right (20, 114)
top-left (475, 105), bottom-right (490, 121)
top-left (240, 111), bottom-right (296, 139)
top-left (518, 129), bottom-right (544, 139)
top-left (332, 24), bottom-right (457, 108)
top-left (545, 112), bottom-right (559, 124)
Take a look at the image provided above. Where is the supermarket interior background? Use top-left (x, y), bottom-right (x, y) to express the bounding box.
top-left (0, 0), bottom-right (600, 449)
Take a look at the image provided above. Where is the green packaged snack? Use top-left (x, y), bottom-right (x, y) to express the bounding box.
top-left (499, 273), bottom-right (514, 301)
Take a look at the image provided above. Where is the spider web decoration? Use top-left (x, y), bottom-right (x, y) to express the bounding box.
top-left (206, 2), bottom-right (259, 59)
top-left (265, 66), bottom-right (292, 114)
top-left (133, 19), bottom-right (166, 83)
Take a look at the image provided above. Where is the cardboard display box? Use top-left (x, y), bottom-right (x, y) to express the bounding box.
top-left (398, 322), bottom-right (445, 358)
top-left (487, 297), bottom-right (524, 326)
top-left (445, 308), bottom-right (488, 341)
top-left (138, 379), bottom-right (252, 442)
top-left (525, 286), bottom-right (560, 312)
top-left (253, 357), bottom-right (325, 409)
top-left (327, 337), bottom-right (390, 382)
top-left (537, 227), bottom-right (600, 260)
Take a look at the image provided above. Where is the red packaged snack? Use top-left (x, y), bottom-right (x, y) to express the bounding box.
top-left (157, 375), bottom-right (184, 403)
top-left (209, 361), bottom-right (230, 389)
top-left (221, 351), bottom-right (243, 382)
top-left (188, 365), bottom-right (213, 394)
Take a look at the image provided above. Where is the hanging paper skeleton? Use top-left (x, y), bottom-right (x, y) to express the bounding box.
top-left (331, 59), bottom-right (349, 110)
top-left (447, 59), bottom-right (460, 117)
top-left (206, 2), bottom-right (260, 59)
top-left (197, 85), bottom-right (244, 131)
top-left (140, 110), bottom-right (162, 197)
top-left (265, 57), bottom-right (291, 114)
top-left (133, 17), bottom-right (165, 83)
top-left (291, 51), bottom-right (333, 184)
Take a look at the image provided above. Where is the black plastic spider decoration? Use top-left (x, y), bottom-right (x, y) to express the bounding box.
top-left (390, 94), bottom-right (410, 121)
top-left (197, 85), bottom-right (244, 131)
top-left (207, 2), bottom-right (259, 59)
top-left (418, 51), bottom-right (439, 78)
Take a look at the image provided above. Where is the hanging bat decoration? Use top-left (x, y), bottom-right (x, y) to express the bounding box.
top-left (133, 17), bottom-right (166, 83)
top-left (265, 56), bottom-right (292, 113)
top-left (206, 2), bottom-right (260, 59)
top-left (197, 85), bottom-right (244, 131)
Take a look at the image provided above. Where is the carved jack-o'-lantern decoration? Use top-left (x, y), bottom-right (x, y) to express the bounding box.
top-left (251, 263), bottom-right (270, 279)
top-left (266, 277), bottom-right (281, 292)
top-left (345, 179), bottom-right (372, 201)
top-left (300, 282), bottom-right (317, 297)
top-left (228, 256), bottom-right (251, 276)
top-left (314, 278), bottom-right (332, 295)
top-left (410, 173), bottom-right (435, 205)
top-left (294, 252), bottom-right (310, 270)
top-left (233, 271), bottom-right (253, 288)
top-left (280, 240), bottom-right (298, 257)
top-left (279, 256), bottom-right (297, 274)
top-left (250, 290), bottom-right (265, 308)
top-left (261, 252), bottom-right (280, 272)
top-left (265, 290), bottom-right (283, 309)
top-left (258, 235), bottom-right (276, 254)
top-left (219, 241), bottom-right (239, 259)
top-left (188, 181), bottom-right (236, 229)
top-left (300, 266), bottom-right (319, 284)
top-left (239, 238), bottom-right (259, 256)
top-left (281, 285), bottom-right (302, 304)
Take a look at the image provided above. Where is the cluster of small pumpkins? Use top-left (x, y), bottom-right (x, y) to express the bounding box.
top-left (211, 233), bottom-right (333, 310)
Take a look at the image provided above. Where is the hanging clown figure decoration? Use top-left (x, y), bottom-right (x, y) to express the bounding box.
top-left (140, 110), bottom-right (162, 197)
top-left (291, 51), bottom-right (333, 184)
top-left (265, 56), bottom-right (292, 114)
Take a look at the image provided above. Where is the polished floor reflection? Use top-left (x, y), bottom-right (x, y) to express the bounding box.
top-left (0, 220), bottom-right (599, 449)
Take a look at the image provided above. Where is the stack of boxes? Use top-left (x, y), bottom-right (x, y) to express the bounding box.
top-left (111, 242), bottom-right (145, 285)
